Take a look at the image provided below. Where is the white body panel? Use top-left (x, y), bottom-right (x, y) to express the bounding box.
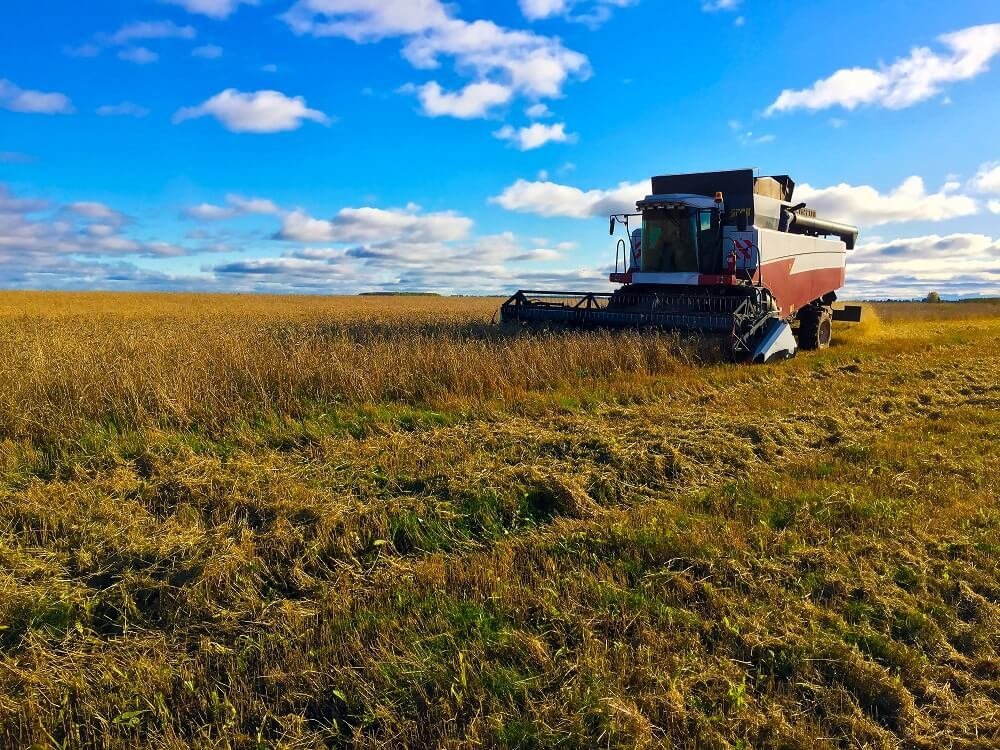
top-left (755, 228), bottom-right (847, 272)
top-left (724, 228), bottom-right (847, 273)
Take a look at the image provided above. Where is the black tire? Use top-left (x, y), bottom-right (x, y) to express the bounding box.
top-left (797, 306), bottom-right (832, 350)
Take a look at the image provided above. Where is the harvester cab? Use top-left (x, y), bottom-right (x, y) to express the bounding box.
top-left (501, 168), bottom-right (862, 364)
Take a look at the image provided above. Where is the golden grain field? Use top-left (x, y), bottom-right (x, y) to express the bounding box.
top-left (0, 292), bottom-right (998, 749)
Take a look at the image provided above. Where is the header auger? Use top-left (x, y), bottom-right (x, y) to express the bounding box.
top-left (500, 168), bottom-right (862, 363)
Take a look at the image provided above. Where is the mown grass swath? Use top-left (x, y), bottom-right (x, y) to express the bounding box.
top-left (0, 292), bottom-right (997, 749)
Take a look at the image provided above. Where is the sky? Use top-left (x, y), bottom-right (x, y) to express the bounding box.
top-left (1, 0), bottom-right (998, 299)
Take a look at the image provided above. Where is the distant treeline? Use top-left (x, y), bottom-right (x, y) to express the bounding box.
top-left (358, 292), bottom-right (442, 297)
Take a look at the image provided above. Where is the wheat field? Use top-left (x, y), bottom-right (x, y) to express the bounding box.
top-left (0, 292), bottom-right (998, 749)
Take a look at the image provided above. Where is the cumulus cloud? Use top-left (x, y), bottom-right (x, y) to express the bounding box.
top-left (494, 122), bottom-right (576, 150)
top-left (68, 20), bottom-right (197, 61)
top-left (493, 171), bottom-right (984, 227)
top-left (67, 201), bottom-right (127, 223)
top-left (118, 47), bottom-right (159, 64)
top-left (520, 0), bottom-right (569, 20)
top-left (0, 184), bottom-right (191, 262)
top-left (228, 195), bottom-right (280, 214)
top-left (276, 204), bottom-right (473, 244)
top-left (492, 178), bottom-right (647, 218)
top-left (796, 176), bottom-right (979, 227)
top-left (0, 185), bottom-right (286, 291)
top-left (184, 193), bottom-right (281, 220)
top-left (108, 20), bottom-right (197, 45)
top-left (173, 89), bottom-right (331, 133)
top-left (969, 161), bottom-right (1000, 193)
top-left (185, 203), bottom-right (239, 221)
top-left (164, 0), bottom-right (258, 18)
top-left (413, 81), bottom-right (513, 119)
top-left (766, 23), bottom-right (1000, 114)
top-left (701, 0), bottom-right (740, 10)
top-left (119, 22), bottom-right (196, 45)
top-left (0, 79), bottom-right (74, 115)
top-left (728, 121), bottom-right (775, 146)
top-left (97, 102), bottom-right (151, 117)
top-left (525, 102), bottom-right (552, 119)
top-left (213, 226), bottom-right (597, 295)
top-left (282, 0), bottom-right (590, 119)
top-left (845, 232), bottom-right (1000, 299)
top-left (282, 0), bottom-right (448, 39)
top-left (519, 0), bottom-right (635, 26)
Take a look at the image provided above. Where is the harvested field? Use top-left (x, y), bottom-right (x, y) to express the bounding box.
top-left (0, 292), bottom-right (998, 749)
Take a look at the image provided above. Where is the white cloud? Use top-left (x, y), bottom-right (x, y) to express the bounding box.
top-left (414, 81), bottom-right (513, 119)
top-left (492, 178), bottom-right (647, 218)
top-left (276, 205), bottom-right (473, 244)
top-left (796, 176), bottom-right (979, 227)
top-left (118, 47), bottom-right (160, 64)
top-left (0, 79), bottom-right (74, 115)
top-left (970, 161), bottom-right (1000, 193)
top-left (0, 186), bottom-right (48, 215)
top-left (492, 171), bottom-right (983, 227)
top-left (988, 200), bottom-right (1000, 214)
top-left (69, 20), bottom-right (197, 62)
top-left (192, 44), bottom-right (224, 59)
top-left (845, 233), bottom-right (1000, 298)
top-left (173, 89), bottom-right (331, 133)
top-left (213, 221), bottom-right (601, 295)
top-left (282, 0), bottom-right (448, 40)
top-left (525, 102), bottom-right (552, 119)
top-left (108, 21), bottom-right (197, 45)
top-left (494, 122), bottom-right (576, 150)
top-left (401, 20), bottom-right (590, 98)
top-left (184, 194), bottom-right (281, 220)
top-left (164, 0), bottom-right (258, 19)
top-left (518, 0), bottom-right (634, 26)
top-left (65, 20), bottom-right (200, 68)
top-left (97, 102), bottom-right (151, 117)
top-left (0, 184), bottom-right (191, 263)
top-left (227, 195), bottom-right (279, 215)
top-left (68, 202), bottom-right (127, 223)
top-left (520, 0), bottom-right (568, 20)
top-left (185, 203), bottom-right (239, 221)
top-left (728, 118), bottom-right (773, 144)
top-left (766, 23), bottom-right (1000, 114)
top-left (514, 247), bottom-right (564, 262)
top-left (701, 0), bottom-right (740, 10)
top-left (283, 0), bottom-right (590, 119)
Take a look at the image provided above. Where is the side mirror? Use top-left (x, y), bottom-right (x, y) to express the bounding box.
top-left (609, 216), bottom-right (616, 236)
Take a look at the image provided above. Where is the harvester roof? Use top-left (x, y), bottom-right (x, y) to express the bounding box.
top-left (649, 169), bottom-right (795, 212)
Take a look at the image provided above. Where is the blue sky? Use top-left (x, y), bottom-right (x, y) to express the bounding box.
top-left (1, 0), bottom-right (998, 298)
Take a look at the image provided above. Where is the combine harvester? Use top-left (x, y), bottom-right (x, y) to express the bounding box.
top-left (501, 169), bottom-right (862, 363)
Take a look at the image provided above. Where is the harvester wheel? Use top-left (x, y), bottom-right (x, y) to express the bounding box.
top-left (797, 306), bottom-right (832, 350)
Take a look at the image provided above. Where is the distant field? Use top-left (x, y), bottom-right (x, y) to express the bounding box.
top-left (0, 292), bottom-right (998, 749)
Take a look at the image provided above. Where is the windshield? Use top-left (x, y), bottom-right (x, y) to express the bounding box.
top-left (641, 208), bottom-right (699, 273)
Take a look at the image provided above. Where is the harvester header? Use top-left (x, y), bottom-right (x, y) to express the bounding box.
top-left (501, 169), bottom-right (861, 363)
